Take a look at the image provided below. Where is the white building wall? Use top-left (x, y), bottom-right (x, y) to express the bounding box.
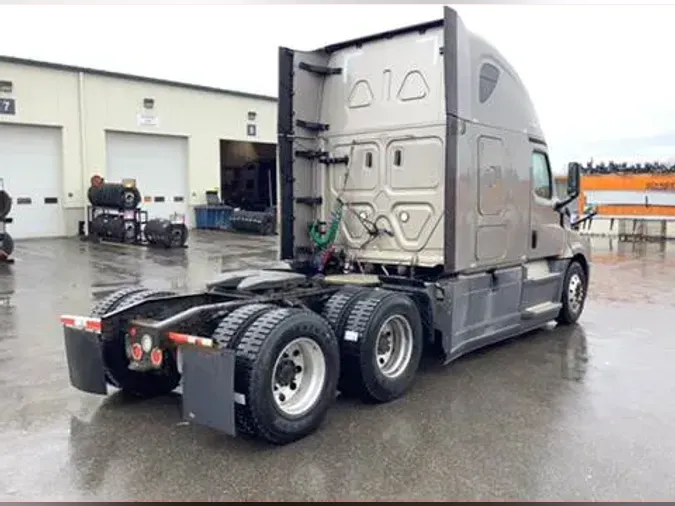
top-left (0, 61), bottom-right (82, 234)
top-left (81, 72), bottom-right (277, 207)
top-left (0, 58), bottom-right (277, 237)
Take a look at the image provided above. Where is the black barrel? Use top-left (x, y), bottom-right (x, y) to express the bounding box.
top-left (230, 209), bottom-right (275, 235)
top-left (0, 232), bottom-right (14, 257)
top-left (144, 218), bottom-right (188, 248)
top-left (88, 183), bottom-right (141, 210)
top-left (0, 190), bottom-right (12, 220)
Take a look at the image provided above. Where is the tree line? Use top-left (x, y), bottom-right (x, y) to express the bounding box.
top-left (579, 161), bottom-right (675, 175)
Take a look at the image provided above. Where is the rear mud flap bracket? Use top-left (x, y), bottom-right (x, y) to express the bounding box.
top-left (63, 327), bottom-right (108, 395)
top-left (181, 346), bottom-right (237, 437)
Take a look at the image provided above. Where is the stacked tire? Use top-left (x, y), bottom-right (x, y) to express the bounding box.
top-left (88, 183), bottom-right (141, 210)
top-left (0, 231), bottom-right (13, 258)
top-left (0, 190), bottom-right (10, 221)
top-left (144, 218), bottom-right (188, 248)
top-left (230, 209), bottom-right (275, 235)
top-left (0, 189), bottom-right (14, 259)
top-left (90, 214), bottom-right (125, 242)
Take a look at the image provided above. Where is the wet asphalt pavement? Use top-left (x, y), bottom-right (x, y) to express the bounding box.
top-left (1, 231), bottom-right (675, 501)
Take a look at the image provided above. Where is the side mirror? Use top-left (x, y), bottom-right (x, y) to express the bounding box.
top-left (566, 162), bottom-right (581, 200)
top-left (555, 162), bottom-right (582, 212)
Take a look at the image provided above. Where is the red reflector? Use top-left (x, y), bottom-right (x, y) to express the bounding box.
top-left (85, 320), bottom-right (101, 332)
top-left (150, 348), bottom-right (163, 366)
top-left (60, 315), bottom-right (102, 332)
top-left (131, 343), bottom-right (143, 361)
top-left (129, 327), bottom-right (137, 337)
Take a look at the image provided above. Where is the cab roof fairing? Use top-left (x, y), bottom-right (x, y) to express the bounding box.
top-left (463, 30), bottom-right (546, 142)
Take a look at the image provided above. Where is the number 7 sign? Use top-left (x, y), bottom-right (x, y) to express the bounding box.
top-left (0, 99), bottom-right (16, 115)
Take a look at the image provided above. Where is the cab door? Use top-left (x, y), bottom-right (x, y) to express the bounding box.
top-left (528, 148), bottom-right (565, 259)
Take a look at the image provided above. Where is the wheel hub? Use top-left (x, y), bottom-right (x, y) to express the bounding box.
top-left (374, 315), bottom-right (414, 379)
top-left (377, 331), bottom-right (393, 355)
top-left (275, 359), bottom-right (297, 386)
top-left (568, 273), bottom-right (585, 313)
top-left (271, 337), bottom-right (326, 417)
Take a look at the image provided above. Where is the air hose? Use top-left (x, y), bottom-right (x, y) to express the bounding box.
top-left (309, 199), bottom-right (344, 250)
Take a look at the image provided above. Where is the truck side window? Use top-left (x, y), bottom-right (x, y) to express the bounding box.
top-left (532, 151), bottom-right (552, 200)
top-left (479, 62), bottom-right (500, 103)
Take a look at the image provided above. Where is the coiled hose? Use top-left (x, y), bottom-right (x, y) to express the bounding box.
top-left (309, 199), bottom-right (344, 250)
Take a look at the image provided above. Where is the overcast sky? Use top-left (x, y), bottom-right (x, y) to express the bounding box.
top-left (0, 3), bottom-right (673, 173)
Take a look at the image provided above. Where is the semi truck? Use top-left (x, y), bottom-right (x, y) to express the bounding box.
top-left (60, 7), bottom-right (593, 445)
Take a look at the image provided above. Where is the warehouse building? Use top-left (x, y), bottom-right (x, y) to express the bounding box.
top-left (0, 55), bottom-right (278, 239)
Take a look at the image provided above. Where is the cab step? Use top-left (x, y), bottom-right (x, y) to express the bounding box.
top-left (521, 301), bottom-right (562, 320)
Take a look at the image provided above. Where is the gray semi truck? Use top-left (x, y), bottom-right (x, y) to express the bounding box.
top-left (60, 7), bottom-right (594, 445)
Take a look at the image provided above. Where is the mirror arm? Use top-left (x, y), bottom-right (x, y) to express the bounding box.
top-left (570, 209), bottom-right (598, 230)
top-left (554, 189), bottom-right (580, 212)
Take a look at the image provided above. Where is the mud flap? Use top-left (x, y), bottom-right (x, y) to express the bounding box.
top-left (63, 327), bottom-right (108, 395)
top-left (181, 346), bottom-right (237, 436)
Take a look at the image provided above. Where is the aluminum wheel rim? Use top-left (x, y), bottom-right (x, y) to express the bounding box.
top-left (271, 337), bottom-right (326, 417)
top-left (375, 315), bottom-right (414, 379)
top-left (568, 273), bottom-right (585, 314)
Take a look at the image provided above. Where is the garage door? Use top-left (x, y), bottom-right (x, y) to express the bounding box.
top-left (105, 132), bottom-right (189, 225)
top-left (0, 123), bottom-right (65, 239)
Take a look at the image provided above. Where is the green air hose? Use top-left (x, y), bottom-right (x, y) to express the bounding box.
top-left (309, 199), bottom-right (344, 250)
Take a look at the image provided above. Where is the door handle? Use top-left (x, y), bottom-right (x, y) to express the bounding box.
top-left (531, 230), bottom-right (538, 249)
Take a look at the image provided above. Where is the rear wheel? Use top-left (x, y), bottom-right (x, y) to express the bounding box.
top-left (90, 286), bottom-right (148, 319)
top-left (91, 286), bottom-right (181, 398)
top-left (339, 290), bottom-right (423, 403)
top-left (321, 286), bottom-right (371, 341)
top-left (233, 307), bottom-right (340, 444)
top-left (211, 303), bottom-right (277, 350)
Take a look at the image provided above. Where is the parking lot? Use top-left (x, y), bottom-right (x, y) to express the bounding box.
top-left (1, 231), bottom-right (674, 501)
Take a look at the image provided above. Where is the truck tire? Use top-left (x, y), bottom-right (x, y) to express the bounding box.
top-left (90, 286), bottom-right (149, 318)
top-left (165, 223), bottom-right (188, 248)
top-left (91, 287), bottom-right (181, 398)
top-left (0, 189), bottom-right (12, 220)
top-left (88, 183), bottom-right (141, 210)
top-left (555, 260), bottom-right (588, 325)
top-left (230, 209), bottom-right (275, 235)
top-left (0, 232), bottom-right (14, 257)
top-left (339, 290), bottom-right (423, 403)
top-left (211, 303), bottom-right (277, 350)
top-left (321, 286), bottom-right (371, 342)
top-left (211, 303), bottom-right (278, 436)
top-left (233, 307), bottom-right (340, 444)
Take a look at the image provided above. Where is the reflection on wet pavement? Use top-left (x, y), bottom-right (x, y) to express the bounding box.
top-left (1, 233), bottom-right (674, 500)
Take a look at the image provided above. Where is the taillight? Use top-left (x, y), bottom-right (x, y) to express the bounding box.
top-left (150, 348), bottom-right (163, 366)
top-left (130, 343), bottom-right (143, 361)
